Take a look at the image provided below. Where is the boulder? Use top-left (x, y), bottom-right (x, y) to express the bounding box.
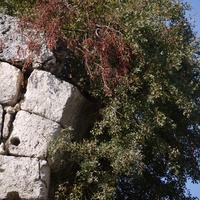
top-left (0, 62), bottom-right (22, 106)
top-left (0, 155), bottom-right (50, 199)
top-left (21, 69), bottom-right (90, 137)
top-left (8, 110), bottom-right (61, 158)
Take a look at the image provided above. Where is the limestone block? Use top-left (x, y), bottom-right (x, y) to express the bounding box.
top-left (0, 62), bottom-right (22, 105)
top-left (0, 14), bottom-right (56, 68)
top-left (8, 110), bottom-right (61, 158)
top-left (0, 155), bottom-right (50, 199)
top-left (21, 70), bottom-right (90, 135)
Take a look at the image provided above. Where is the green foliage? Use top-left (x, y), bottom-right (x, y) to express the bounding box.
top-left (49, 126), bottom-right (142, 199)
top-left (0, 0), bottom-right (35, 16)
top-left (2, 0), bottom-right (200, 199)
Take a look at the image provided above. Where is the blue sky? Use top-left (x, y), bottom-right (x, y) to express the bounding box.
top-left (184, 0), bottom-right (200, 199)
top-left (185, 0), bottom-right (200, 37)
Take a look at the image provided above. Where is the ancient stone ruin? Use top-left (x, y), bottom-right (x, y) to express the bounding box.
top-left (0, 14), bottom-right (90, 199)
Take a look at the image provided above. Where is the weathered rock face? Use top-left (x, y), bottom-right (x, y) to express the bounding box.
top-left (0, 14), bottom-right (91, 200)
top-left (0, 13), bottom-right (69, 78)
top-left (0, 13), bottom-right (56, 70)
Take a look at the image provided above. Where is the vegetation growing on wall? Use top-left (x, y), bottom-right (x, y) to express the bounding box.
top-left (1, 0), bottom-right (200, 199)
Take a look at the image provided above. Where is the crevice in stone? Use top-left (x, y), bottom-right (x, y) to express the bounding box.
top-left (1, 109), bottom-right (6, 144)
top-left (1, 65), bottom-right (32, 146)
top-left (18, 68), bottom-right (33, 104)
top-left (38, 158), bottom-right (41, 180)
top-left (2, 111), bottom-right (16, 143)
top-left (2, 152), bottom-right (36, 158)
top-left (0, 64), bottom-right (33, 153)
top-left (1, 106), bottom-right (20, 154)
top-left (20, 108), bottom-right (64, 129)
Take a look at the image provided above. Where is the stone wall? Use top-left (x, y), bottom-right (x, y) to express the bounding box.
top-left (0, 14), bottom-right (90, 199)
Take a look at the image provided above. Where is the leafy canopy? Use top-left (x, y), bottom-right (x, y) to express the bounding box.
top-left (1, 0), bottom-right (200, 199)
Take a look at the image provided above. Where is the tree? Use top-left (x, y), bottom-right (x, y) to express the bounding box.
top-left (1, 0), bottom-right (200, 199)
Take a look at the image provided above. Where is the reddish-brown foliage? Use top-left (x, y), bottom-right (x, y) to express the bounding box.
top-left (22, 0), bottom-right (134, 93)
top-left (82, 27), bottom-right (133, 93)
